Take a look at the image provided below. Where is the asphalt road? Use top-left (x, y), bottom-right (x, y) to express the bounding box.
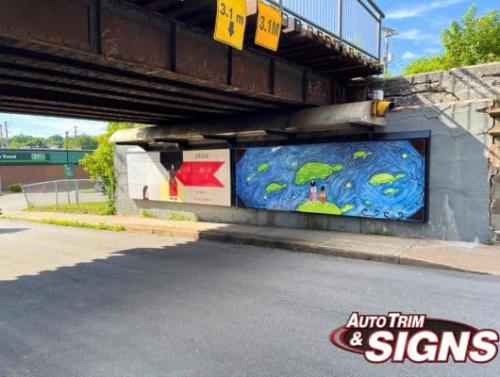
top-left (0, 193), bottom-right (27, 211)
top-left (0, 219), bottom-right (499, 377)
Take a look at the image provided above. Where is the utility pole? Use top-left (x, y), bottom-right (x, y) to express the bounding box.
top-left (0, 122), bottom-right (9, 148)
top-left (382, 27), bottom-right (398, 78)
top-left (65, 131), bottom-right (69, 164)
top-left (4, 122), bottom-right (9, 148)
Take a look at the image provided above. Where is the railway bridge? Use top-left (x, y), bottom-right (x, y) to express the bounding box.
top-left (0, 0), bottom-right (384, 126)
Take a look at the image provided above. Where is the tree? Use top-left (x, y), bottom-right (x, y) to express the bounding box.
top-left (9, 134), bottom-right (47, 149)
top-left (78, 135), bottom-right (98, 150)
top-left (46, 134), bottom-right (64, 148)
top-left (80, 122), bottom-right (140, 197)
top-left (403, 6), bottom-right (500, 75)
top-left (65, 134), bottom-right (98, 150)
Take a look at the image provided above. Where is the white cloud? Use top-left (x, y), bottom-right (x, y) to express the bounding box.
top-left (402, 51), bottom-right (419, 60)
top-left (387, 0), bottom-right (467, 20)
top-left (394, 29), bottom-right (436, 42)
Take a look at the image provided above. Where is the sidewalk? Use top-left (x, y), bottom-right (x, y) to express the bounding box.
top-left (2, 209), bottom-right (500, 276)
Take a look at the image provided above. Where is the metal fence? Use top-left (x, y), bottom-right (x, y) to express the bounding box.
top-left (269, 0), bottom-right (384, 60)
top-left (21, 179), bottom-right (108, 208)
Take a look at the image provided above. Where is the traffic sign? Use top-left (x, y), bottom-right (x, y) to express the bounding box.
top-left (255, 0), bottom-right (282, 51)
top-left (214, 0), bottom-right (247, 50)
top-left (64, 164), bottom-right (75, 179)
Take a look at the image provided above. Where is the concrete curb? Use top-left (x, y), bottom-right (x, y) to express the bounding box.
top-left (1, 213), bottom-right (494, 275)
top-left (121, 222), bottom-right (487, 274)
top-left (195, 230), bottom-right (480, 275)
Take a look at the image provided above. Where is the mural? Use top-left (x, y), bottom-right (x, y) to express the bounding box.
top-left (127, 148), bottom-right (231, 207)
top-left (235, 139), bottom-right (428, 221)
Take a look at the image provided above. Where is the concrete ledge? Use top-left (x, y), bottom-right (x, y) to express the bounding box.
top-left (2, 210), bottom-right (500, 276)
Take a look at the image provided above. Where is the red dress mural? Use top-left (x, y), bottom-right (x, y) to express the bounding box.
top-left (168, 164), bottom-right (178, 198)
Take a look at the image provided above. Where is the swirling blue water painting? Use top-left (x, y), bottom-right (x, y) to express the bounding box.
top-left (235, 139), bottom-right (428, 221)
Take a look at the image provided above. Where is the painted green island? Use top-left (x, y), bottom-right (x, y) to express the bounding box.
top-left (297, 201), bottom-right (354, 215)
top-left (384, 188), bottom-right (398, 196)
top-left (353, 150), bottom-right (372, 159)
top-left (369, 173), bottom-right (406, 185)
top-left (294, 162), bottom-right (343, 185)
top-left (257, 162), bottom-right (270, 173)
top-left (265, 182), bottom-right (287, 193)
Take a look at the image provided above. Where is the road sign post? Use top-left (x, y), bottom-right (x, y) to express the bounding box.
top-left (64, 164), bottom-right (75, 179)
top-left (214, 0), bottom-right (247, 50)
top-left (255, 0), bottom-right (282, 52)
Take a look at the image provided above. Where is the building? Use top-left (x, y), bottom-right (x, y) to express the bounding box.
top-left (0, 149), bottom-right (90, 191)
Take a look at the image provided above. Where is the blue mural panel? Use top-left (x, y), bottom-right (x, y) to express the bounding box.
top-left (235, 138), bottom-right (428, 222)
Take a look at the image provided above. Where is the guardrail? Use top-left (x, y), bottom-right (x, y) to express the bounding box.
top-left (269, 0), bottom-right (384, 61)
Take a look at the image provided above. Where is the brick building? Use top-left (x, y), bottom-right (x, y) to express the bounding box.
top-left (0, 149), bottom-right (90, 191)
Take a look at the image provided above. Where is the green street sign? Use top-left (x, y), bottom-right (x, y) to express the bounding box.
top-left (64, 164), bottom-right (75, 178)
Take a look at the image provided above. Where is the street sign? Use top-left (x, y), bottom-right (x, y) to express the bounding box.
top-left (255, 0), bottom-right (282, 52)
top-left (64, 164), bottom-right (75, 179)
top-left (214, 0), bottom-right (247, 50)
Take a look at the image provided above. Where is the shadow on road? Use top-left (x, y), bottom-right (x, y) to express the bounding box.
top-left (0, 227), bottom-right (28, 234)
top-left (0, 233), bottom-right (499, 377)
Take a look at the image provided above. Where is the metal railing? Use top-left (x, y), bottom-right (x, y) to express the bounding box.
top-left (21, 179), bottom-right (108, 208)
top-left (269, 0), bottom-right (384, 61)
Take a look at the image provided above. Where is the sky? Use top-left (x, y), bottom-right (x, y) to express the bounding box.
top-left (0, 113), bottom-right (107, 139)
top-left (378, 0), bottom-right (498, 74)
top-left (0, 0), bottom-right (498, 138)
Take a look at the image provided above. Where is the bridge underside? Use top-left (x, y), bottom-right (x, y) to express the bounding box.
top-left (0, 0), bottom-right (380, 124)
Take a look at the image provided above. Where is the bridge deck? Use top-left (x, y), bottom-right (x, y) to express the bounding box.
top-left (0, 0), bottom-right (382, 124)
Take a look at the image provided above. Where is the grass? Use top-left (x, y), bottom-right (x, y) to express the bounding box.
top-left (1, 215), bottom-right (124, 232)
top-left (362, 229), bottom-right (394, 237)
top-left (166, 211), bottom-right (198, 222)
top-left (141, 209), bottom-right (197, 222)
top-left (141, 210), bottom-right (156, 218)
top-left (25, 201), bottom-right (115, 216)
top-left (9, 183), bottom-right (22, 193)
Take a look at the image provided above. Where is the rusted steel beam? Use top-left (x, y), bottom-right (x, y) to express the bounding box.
top-left (88, 0), bottom-right (102, 54)
top-left (0, 62), bottom-right (260, 114)
top-left (0, 52), bottom-right (279, 114)
top-left (0, 0), bottom-right (346, 124)
top-left (0, 100), bottom-right (168, 123)
top-left (0, 74), bottom-right (234, 118)
top-left (146, 0), bottom-right (180, 12)
top-left (0, 106), bottom-right (161, 123)
top-left (0, 43), bottom-right (290, 110)
top-left (0, 83), bottom-right (204, 119)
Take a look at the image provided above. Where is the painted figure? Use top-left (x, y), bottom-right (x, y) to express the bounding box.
top-left (168, 164), bottom-right (178, 198)
top-left (310, 180), bottom-right (318, 202)
top-left (319, 185), bottom-right (327, 204)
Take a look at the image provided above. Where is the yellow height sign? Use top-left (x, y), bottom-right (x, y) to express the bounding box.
top-left (214, 0), bottom-right (247, 50)
top-left (255, 0), bottom-right (282, 51)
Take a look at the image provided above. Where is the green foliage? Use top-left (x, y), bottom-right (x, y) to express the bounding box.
top-left (65, 134), bottom-right (98, 150)
top-left (80, 122), bottom-right (141, 196)
top-left (9, 134), bottom-right (47, 149)
top-left (141, 210), bottom-right (156, 218)
top-left (8, 183), bottom-right (22, 193)
top-left (37, 218), bottom-right (124, 231)
top-left (7, 133), bottom-right (97, 150)
top-left (165, 211), bottom-right (198, 222)
top-left (403, 55), bottom-right (450, 75)
top-left (403, 6), bottom-right (500, 75)
top-left (0, 215), bottom-right (124, 231)
top-left (25, 201), bottom-right (115, 216)
top-left (362, 229), bottom-right (394, 237)
top-left (46, 135), bottom-right (64, 148)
